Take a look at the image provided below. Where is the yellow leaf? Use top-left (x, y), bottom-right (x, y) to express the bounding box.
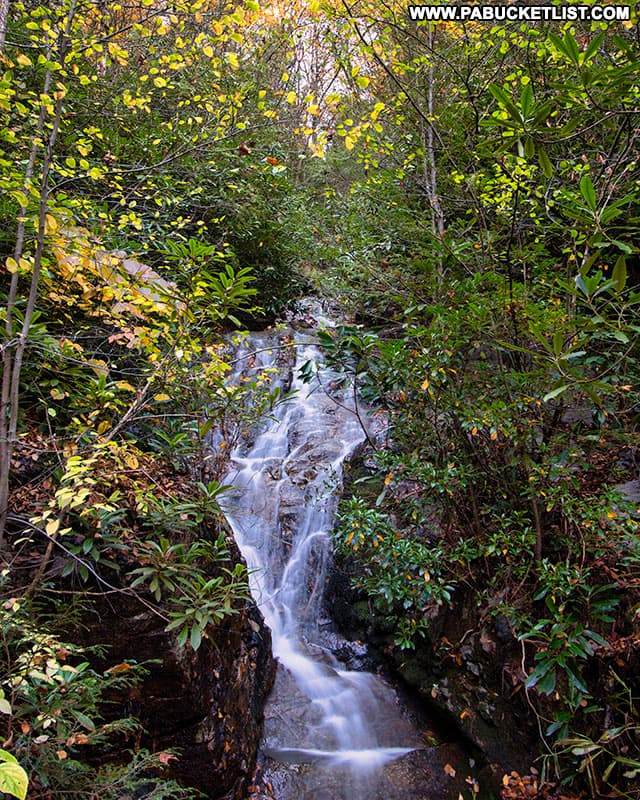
top-left (106, 662), bottom-right (132, 674)
top-left (124, 452), bottom-right (139, 469)
top-left (286, 91), bottom-right (296, 104)
top-left (5, 257), bottom-right (18, 274)
top-left (45, 214), bottom-right (58, 234)
top-left (16, 53), bottom-right (32, 66)
top-left (45, 519), bottom-right (59, 536)
top-left (421, 378), bottom-right (430, 390)
top-left (153, 393), bottom-right (170, 402)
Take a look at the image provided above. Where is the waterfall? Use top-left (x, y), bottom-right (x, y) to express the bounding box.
top-left (219, 320), bottom-right (421, 799)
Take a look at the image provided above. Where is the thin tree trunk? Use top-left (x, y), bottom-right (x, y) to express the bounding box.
top-left (0, 1), bottom-right (77, 545)
top-left (421, 25), bottom-right (444, 285)
top-left (0, 0), bottom-right (9, 53)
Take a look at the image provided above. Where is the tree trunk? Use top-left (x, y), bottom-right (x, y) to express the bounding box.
top-left (0, 1), bottom-right (77, 546)
top-left (0, 0), bottom-right (9, 53)
top-left (421, 25), bottom-right (445, 285)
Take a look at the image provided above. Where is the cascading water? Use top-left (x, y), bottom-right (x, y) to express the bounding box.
top-left (218, 313), bottom-right (471, 800)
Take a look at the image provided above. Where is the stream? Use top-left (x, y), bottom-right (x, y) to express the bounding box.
top-left (219, 311), bottom-right (474, 800)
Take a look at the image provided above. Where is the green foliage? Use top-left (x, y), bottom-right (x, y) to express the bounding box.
top-left (336, 498), bottom-right (454, 649)
top-left (130, 535), bottom-right (250, 651)
top-left (0, 749), bottom-right (28, 800)
top-left (3, 0), bottom-right (640, 796)
top-left (95, 749), bottom-right (204, 800)
top-left (0, 599), bottom-right (153, 797)
top-left (318, 15), bottom-right (640, 795)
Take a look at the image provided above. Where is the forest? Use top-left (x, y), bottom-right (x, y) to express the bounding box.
top-left (1, 1), bottom-right (639, 798)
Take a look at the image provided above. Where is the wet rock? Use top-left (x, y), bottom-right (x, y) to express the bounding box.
top-left (382, 746), bottom-right (480, 800)
top-left (494, 614), bottom-right (515, 643)
top-left (320, 631), bottom-right (372, 671)
top-left (76, 550), bottom-right (275, 799)
top-left (327, 552), bottom-right (538, 777)
top-left (257, 744), bottom-right (483, 800)
top-left (616, 478), bottom-right (640, 502)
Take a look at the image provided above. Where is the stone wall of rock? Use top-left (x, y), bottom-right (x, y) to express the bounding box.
top-left (80, 545), bottom-right (275, 799)
top-left (327, 554), bottom-right (537, 785)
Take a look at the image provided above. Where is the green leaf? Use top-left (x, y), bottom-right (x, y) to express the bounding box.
top-left (525, 661), bottom-right (552, 689)
top-left (566, 667), bottom-right (589, 695)
top-left (572, 743), bottom-right (600, 756)
top-left (548, 32), bottom-right (567, 58)
top-left (488, 83), bottom-right (522, 123)
top-left (176, 626), bottom-right (189, 647)
top-left (580, 253), bottom-right (599, 276)
top-left (72, 710), bottom-right (96, 732)
top-left (520, 84), bottom-right (533, 118)
top-left (190, 626), bottom-right (202, 650)
top-left (600, 206), bottom-right (622, 224)
top-left (0, 761), bottom-right (28, 800)
top-left (543, 385), bottom-right (569, 403)
top-left (524, 136), bottom-right (535, 158)
top-left (575, 273), bottom-right (589, 296)
top-left (538, 148), bottom-right (553, 178)
top-left (611, 240), bottom-right (633, 255)
top-left (536, 668), bottom-right (557, 695)
top-left (563, 32), bottom-right (580, 65)
top-left (546, 719), bottom-right (566, 736)
top-left (602, 759), bottom-right (616, 783)
top-left (533, 101), bottom-right (553, 126)
top-left (583, 32), bottom-right (605, 64)
top-left (622, 768), bottom-right (640, 778)
top-left (0, 750), bottom-right (18, 765)
top-left (580, 175), bottom-right (597, 212)
top-left (552, 330), bottom-right (564, 356)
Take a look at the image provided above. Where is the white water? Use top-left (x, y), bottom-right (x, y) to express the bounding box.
top-left (219, 325), bottom-right (418, 794)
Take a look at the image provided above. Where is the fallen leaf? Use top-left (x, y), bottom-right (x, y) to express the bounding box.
top-left (106, 662), bottom-right (132, 674)
top-left (444, 763), bottom-right (456, 777)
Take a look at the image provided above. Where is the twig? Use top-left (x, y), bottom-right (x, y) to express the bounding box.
top-left (6, 514), bottom-right (168, 622)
